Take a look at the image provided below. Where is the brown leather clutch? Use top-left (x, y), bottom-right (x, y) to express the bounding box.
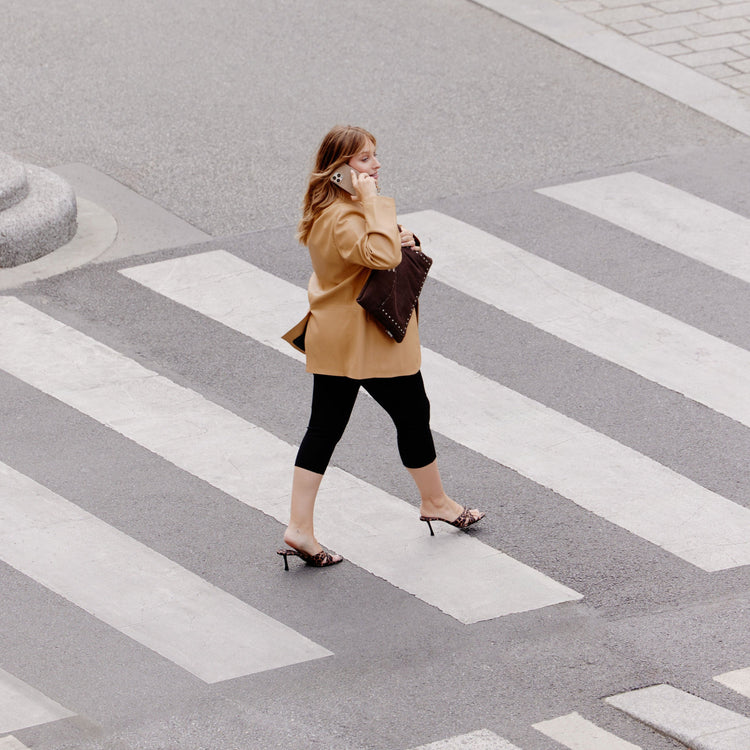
top-left (356, 242), bottom-right (432, 342)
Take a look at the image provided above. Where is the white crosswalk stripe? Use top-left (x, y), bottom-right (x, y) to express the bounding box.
top-left (407, 729), bottom-right (522, 749)
top-left (0, 460), bottom-right (332, 683)
top-left (533, 712), bottom-right (641, 749)
top-left (400, 209), bottom-right (750, 430)
top-left (0, 737), bottom-right (32, 750)
top-left (0, 295), bottom-right (578, 623)
top-left (0, 667), bottom-right (74, 734)
top-left (605, 684), bottom-right (750, 748)
top-left (537, 172), bottom-right (750, 284)
top-left (120, 249), bottom-right (750, 571)
top-left (714, 666), bottom-right (750, 698)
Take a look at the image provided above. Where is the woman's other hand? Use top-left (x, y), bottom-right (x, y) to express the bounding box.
top-left (351, 169), bottom-right (378, 202)
top-left (399, 226), bottom-right (417, 247)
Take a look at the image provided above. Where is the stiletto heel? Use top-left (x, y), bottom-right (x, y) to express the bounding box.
top-left (276, 546), bottom-right (343, 569)
top-left (419, 506), bottom-right (485, 534)
top-left (277, 549), bottom-right (293, 571)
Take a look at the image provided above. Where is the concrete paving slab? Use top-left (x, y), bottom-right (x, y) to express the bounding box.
top-left (606, 684), bottom-right (750, 749)
top-left (471, 0), bottom-right (750, 135)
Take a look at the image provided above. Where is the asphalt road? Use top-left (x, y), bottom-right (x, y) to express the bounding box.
top-left (1, 0), bottom-right (742, 234)
top-left (2, 2), bottom-right (750, 749)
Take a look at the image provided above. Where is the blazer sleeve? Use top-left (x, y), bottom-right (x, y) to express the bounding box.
top-left (331, 196), bottom-right (401, 269)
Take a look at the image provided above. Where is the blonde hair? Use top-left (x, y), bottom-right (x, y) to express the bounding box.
top-left (297, 125), bottom-right (376, 245)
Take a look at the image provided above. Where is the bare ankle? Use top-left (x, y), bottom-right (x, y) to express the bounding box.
top-left (419, 495), bottom-right (457, 515)
top-left (283, 528), bottom-right (321, 554)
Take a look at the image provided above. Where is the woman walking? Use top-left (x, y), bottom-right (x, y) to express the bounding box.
top-left (279, 125), bottom-right (484, 568)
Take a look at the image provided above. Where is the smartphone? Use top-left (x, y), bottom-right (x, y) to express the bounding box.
top-left (330, 164), bottom-right (357, 195)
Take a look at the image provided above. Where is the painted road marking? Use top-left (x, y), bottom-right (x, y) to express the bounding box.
top-left (408, 729), bottom-right (522, 749)
top-left (0, 737), bottom-right (32, 750)
top-left (401, 209), bottom-right (750, 430)
top-left (0, 668), bottom-right (74, 734)
top-left (715, 666), bottom-right (750, 699)
top-left (0, 296), bottom-right (579, 623)
top-left (120, 249), bottom-right (750, 571)
top-left (538, 172), bottom-right (750, 284)
top-left (533, 711), bottom-right (641, 749)
top-left (606, 684), bottom-right (750, 748)
top-left (0, 461), bottom-right (331, 683)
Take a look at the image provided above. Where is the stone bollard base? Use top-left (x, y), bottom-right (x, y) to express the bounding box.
top-left (0, 156), bottom-right (78, 268)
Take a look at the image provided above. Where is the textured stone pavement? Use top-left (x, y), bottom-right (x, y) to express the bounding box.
top-left (555, 0), bottom-right (750, 94)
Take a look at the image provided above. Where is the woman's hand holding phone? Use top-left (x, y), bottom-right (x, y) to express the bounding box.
top-left (350, 169), bottom-right (377, 202)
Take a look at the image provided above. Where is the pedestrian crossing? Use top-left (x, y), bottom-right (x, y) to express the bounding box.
top-left (0, 295), bottom-right (579, 624)
top-left (121, 249), bottom-right (750, 572)
top-left (1, 168), bottom-right (750, 748)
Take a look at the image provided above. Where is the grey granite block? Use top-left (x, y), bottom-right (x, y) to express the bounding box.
top-left (0, 166), bottom-right (77, 267)
top-left (0, 153), bottom-right (29, 212)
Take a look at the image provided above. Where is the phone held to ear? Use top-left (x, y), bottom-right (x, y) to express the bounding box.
top-left (330, 164), bottom-right (358, 195)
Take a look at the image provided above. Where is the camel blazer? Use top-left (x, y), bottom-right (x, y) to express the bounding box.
top-left (282, 194), bottom-right (421, 379)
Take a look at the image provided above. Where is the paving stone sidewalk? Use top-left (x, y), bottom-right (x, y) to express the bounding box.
top-left (554, 0), bottom-right (750, 94)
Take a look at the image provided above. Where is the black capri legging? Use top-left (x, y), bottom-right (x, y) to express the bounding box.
top-left (295, 371), bottom-right (437, 474)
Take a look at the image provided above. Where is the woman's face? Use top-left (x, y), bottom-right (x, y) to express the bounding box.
top-left (348, 140), bottom-right (380, 183)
